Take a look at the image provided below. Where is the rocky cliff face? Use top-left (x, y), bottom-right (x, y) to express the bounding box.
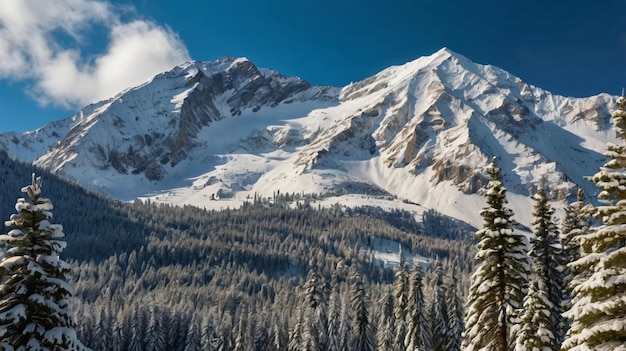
top-left (292, 48), bottom-right (614, 200)
top-left (28, 57), bottom-right (337, 182)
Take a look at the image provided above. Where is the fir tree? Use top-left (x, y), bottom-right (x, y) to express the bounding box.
top-left (127, 305), bottom-right (145, 351)
top-left (563, 96), bottom-right (626, 351)
top-left (561, 188), bottom-right (589, 268)
top-left (287, 309), bottom-right (304, 351)
top-left (560, 188), bottom-right (590, 315)
top-left (516, 184), bottom-right (563, 351)
top-left (461, 157), bottom-right (531, 351)
top-left (301, 266), bottom-right (329, 351)
top-left (0, 174), bottom-right (90, 350)
top-left (184, 317), bottom-right (202, 351)
top-left (269, 315), bottom-right (285, 351)
top-left (375, 291), bottom-right (394, 351)
top-left (350, 269), bottom-right (373, 351)
top-left (327, 285), bottom-right (341, 351)
top-left (430, 264), bottom-right (450, 351)
top-left (338, 295), bottom-right (352, 351)
top-left (445, 269), bottom-right (464, 351)
top-left (393, 261), bottom-right (409, 351)
top-left (405, 264), bottom-right (428, 351)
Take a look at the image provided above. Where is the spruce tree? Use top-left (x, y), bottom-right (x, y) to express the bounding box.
top-left (562, 96), bottom-right (626, 351)
top-left (461, 157), bottom-right (531, 351)
top-left (375, 291), bottom-right (394, 351)
top-left (184, 317), bottom-right (202, 351)
top-left (515, 185), bottom-right (563, 351)
top-left (561, 188), bottom-right (589, 268)
top-left (430, 264), bottom-right (450, 351)
top-left (0, 174), bottom-right (90, 350)
top-left (301, 266), bottom-right (329, 351)
top-left (560, 188), bottom-right (590, 311)
top-left (287, 309), bottom-right (304, 351)
top-left (327, 286), bottom-right (341, 351)
top-left (445, 269), bottom-right (464, 351)
top-left (350, 269), bottom-right (373, 351)
top-left (405, 264), bottom-right (428, 351)
top-left (392, 261), bottom-right (409, 351)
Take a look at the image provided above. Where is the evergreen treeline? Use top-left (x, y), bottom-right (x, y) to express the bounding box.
top-left (0, 150), bottom-right (475, 350)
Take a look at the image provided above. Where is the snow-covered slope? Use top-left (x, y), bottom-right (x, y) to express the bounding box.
top-left (1, 48), bottom-right (618, 228)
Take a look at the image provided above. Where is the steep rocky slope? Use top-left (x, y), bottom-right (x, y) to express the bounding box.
top-left (0, 48), bottom-right (617, 227)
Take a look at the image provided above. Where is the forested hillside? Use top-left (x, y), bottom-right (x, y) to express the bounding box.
top-left (0, 150), bottom-right (474, 350)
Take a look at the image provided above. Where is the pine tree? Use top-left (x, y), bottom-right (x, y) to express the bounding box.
top-left (269, 315), bottom-right (285, 351)
top-left (327, 285), bottom-right (341, 351)
top-left (0, 174), bottom-right (91, 350)
top-left (233, 308), bottom-right (250, 351)
top-left (393, 261), bottom-right (409, 351)
top-left (301, 266), bottom-right (329, 351)
top-left (94, 305), bottom-right (113, 351)
top-left (375, 291), bottom-right (394, 351)
top-left (287, 308), bottom-right (304, 351)
top-left (561, 188), bottom-right (589, 268)
top-left (516, 185), bottom-right (563, 351)
top-left (461, 157), bottom-right (531, 351)
top-left (405, 264), bottom-right (428, 351)
top-left (562, 96), bottom-right (626, 351)
top-left (146, 305), bottom-right (168, 351)
top-left (430, 264), bottom-right (450, 351)
top-left (560, 188), bottom-right (590, 314)
top-left (338, 296), bottom-right (352, 351)
top-left (445, 269), bottom-right (464, 351)
top-left (350, 269), bottom-right (373, 351)
top-left (127, 305), bottom-right (145, 351)
top-left (184, 317), bottom-right (202, 351)
top-left (200, 316), bottom-right (220, 351)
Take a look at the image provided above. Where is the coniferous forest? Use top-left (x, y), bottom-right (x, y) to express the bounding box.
top-left (0, 101), bottom-right (624, 350)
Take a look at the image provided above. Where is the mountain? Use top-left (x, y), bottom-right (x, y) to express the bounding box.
top-left (0, 48), bottom-right (617, 228)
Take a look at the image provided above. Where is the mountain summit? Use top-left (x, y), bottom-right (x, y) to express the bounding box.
top-left (0, 49), bottom-right (616, 227)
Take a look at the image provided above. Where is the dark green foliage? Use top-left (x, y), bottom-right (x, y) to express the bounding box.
top-left (350, 269), bottom-right (372, 351)
top-left (516, 185), bottom-right (563, 351)
top-left (430, 264), bottom-right (450, 351)
top-left (0, 151), bottom-right (474, 350)
top-left (393, 262), bottom-right (409, 351)
top-left (462, 157), bottom-right (531, 351)
top-left (563, 96), bottom-right (626, 350)
top-left (0, 174), bottom-right (89, 350)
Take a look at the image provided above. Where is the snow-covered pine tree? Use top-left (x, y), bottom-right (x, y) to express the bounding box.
top-left (445, 268), bottom-right (464, 351)
top-left (405, 264), bottom-right (428, 351)
top-left (515, 185), bottom-right (563, 351)
top-left (350, 269), bottom-right (373, 351)
top-left (375, 291), bottom-right (394, 351)
top-left (561, 188), bottom-right (589, 269)
top-left (127, 306), bottom-right (146, 351)
top-left (393, 260), bottom-right (409, 351)
top-left (430, 264), bottom-right (450, 351)
top-left (184, 317), bottom-right (202, 351)
top-left (0, 174), bottom-right (91, 351)
top-left (338, 296), bottom-right (352, 351)
top-left (327, 286), bottom-right (341, 351)
top-left (287, 308), bottom-right (304, 351)
top-left (301, 266), bottom-right (329, 351)
top-left (562, 96), bottom-right (626, 351)
top-left (146, 305), bottom-right (168, 351)
top-left (560, 188), bottom-right (590, 300)
top-left (461, 157), bottom-right (531, 351)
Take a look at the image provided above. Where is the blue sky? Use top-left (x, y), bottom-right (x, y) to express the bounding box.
top-left (0, 0), bottom-right (624, 132)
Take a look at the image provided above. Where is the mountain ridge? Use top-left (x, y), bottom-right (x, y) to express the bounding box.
top-left (0, 48), bottom-right (617, 228)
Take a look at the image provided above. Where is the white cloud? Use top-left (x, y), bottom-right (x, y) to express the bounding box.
top-left (0, 0), bottom-right (190, 108)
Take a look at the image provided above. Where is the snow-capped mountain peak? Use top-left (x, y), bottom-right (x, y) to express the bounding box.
top-left (0, 50), bottom-right (617, 228)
